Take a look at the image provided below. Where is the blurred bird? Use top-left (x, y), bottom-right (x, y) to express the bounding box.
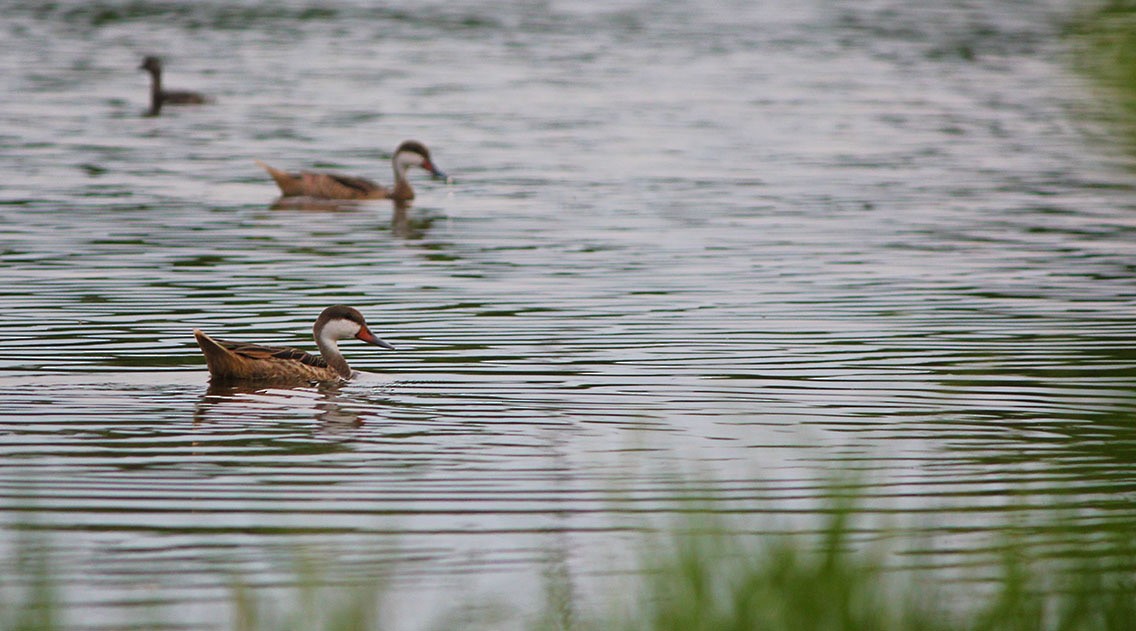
top-left (140, 55), bottom-right (209, 116)
top-left (256, 140), bottom-right (447, 201)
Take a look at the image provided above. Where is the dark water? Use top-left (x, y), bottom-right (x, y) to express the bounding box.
top-left (3, 0), bottom-right (1136, 628)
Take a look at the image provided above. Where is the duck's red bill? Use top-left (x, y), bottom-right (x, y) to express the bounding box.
top-left (357, 328), bottom-right (396, 350)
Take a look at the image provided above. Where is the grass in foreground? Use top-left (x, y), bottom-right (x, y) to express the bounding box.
top-left (564, 504), bottom-right (1136, 631)
top-left (2, 495), bottom-right (1135, 630)
top-left (1070, 1), bottom-right (1136, 139)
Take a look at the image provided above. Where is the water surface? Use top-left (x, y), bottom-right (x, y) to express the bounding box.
top-left (2, 0), bottom-right (1136, 628)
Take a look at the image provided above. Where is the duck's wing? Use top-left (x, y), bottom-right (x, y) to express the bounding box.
top-left (298, 171), bottom-right (389, 200)
top-left (194, 328), bottom-right (330, 378)
top-left (214, 337), bottom-right (329, 368)
top-left (256, 159), bottom-right (389, 200)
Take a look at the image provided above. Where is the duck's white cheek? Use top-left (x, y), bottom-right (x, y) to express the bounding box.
top-left (396, 154), bottom-right (424, 171)
top-left (320, 319), bottom-right (362, 344)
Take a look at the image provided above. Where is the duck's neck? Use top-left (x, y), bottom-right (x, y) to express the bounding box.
top-left (390, 160), bottom-right (415, 201)
top-left (315, 334), bottom-right (354, 379)
top-left (147, 69), bottom-right (163, 116)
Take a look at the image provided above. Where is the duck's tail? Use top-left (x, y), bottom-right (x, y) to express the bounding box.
top-left (194, 329), bottom-right (239, 380)
top-left (254, 159), bottom-right (303, 196)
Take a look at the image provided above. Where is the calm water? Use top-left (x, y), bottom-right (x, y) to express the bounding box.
top-left (2, 0), bottom-right (1136, 628)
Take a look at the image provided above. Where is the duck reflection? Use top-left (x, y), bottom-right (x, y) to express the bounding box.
top-left (268, 196), bottom-right (366, 212)
top-left (195, 380), bottom-right (366, 428)
top-left (267, 198), bottom-right (435, 239)
top-left (391, 201), bottom-right (435, 239)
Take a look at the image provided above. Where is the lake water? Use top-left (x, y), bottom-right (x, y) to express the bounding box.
top-left (2, 0), bottom-right (1136, 628)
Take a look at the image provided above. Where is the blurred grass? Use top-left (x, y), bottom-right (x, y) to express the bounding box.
top-left (1069, 1), bottom-right (1136, 141)
top-left (586, 511), bottom-right (1135, 631)
top-left (577, 507), bottom-right (932, 631)
top-left (2, 491), bottom-right (1134, 630)
top-left (0, 528), bottom-right (56, 631)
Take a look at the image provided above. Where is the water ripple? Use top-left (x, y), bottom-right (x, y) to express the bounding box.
top-left (2, 0), bottom-right (1135, 628)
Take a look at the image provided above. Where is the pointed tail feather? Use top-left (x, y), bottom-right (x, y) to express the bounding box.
top-left (254, 159), bottom-right (303, 196)
top-left (194, 329), bottom-right (240, 379)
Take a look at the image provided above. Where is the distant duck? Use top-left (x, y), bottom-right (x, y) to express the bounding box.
top-left (256, 140), bottom-right (447, 201)
top-left (193, 305), bottom-right (395, 382)
top-left (139, 55), bottom-right (208, 116)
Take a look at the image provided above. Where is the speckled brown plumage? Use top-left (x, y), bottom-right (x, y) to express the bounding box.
top-left (256, 140), bottom-right (445, 201)
top-left (255, 162), bottom-right (393, 200)
top-left (193, 306), bottom-right (395, 383)
top-left (194, 330), bottom-right (341, 382)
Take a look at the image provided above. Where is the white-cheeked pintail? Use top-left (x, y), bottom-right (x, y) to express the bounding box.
top-left (194, 305), bottom-right (395, 382)
top-left (256, 140), bottom-right (446, 201)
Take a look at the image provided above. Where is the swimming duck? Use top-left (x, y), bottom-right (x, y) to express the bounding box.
top-left (256, 140), bottom-right (446, 201)
top-left (193, 305), bottom-right (395, 382)
top-left (140, 55), bottom-right (208, 116)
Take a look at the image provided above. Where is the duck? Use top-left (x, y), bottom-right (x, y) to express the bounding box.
top-left (139, 55), bottom-right (209, 116)
top-left (193, 305), bottom-right (395, 382)
top-left (256, 140), bottom-right (446, 201)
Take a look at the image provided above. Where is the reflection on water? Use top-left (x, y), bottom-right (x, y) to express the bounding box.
top-left (196, 381), bottom-right (366, 428)
top-left (265, 198), bottom-right (439, 240)
top-left (1, 0), bottom-right (1136, 627)
top-left (391, 202), bottom-right (437, 240)
top-left (268, 196), bottom-right (368, 212)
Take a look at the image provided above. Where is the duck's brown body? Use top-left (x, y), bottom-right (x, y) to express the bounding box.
top-left (255, 161), bottom-right (410, 201)
top-left (194, 329), bottom-right (342, 382)
top-left (256, 140), bottom-right (444, 201)
top-left (193, 305), bottom-right (395, 383)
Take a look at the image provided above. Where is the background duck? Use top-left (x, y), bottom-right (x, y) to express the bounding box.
top-left (256, 140), bottom-right (446, 201)
top-left (139, 55), bottom-right (209, 116)
top-left (193, 305), bottom-right (395, 382)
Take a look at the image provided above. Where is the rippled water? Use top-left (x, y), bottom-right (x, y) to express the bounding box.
top-left (2, 0), bottom-right (1136, 628)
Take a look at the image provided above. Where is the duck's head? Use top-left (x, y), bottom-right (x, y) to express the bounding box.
top-left (392, 140), bottom-right (447, 180)
top-left (315, 305), bottom-right (396, 350)
top-left (139, 56), bottom-right (162, 73)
